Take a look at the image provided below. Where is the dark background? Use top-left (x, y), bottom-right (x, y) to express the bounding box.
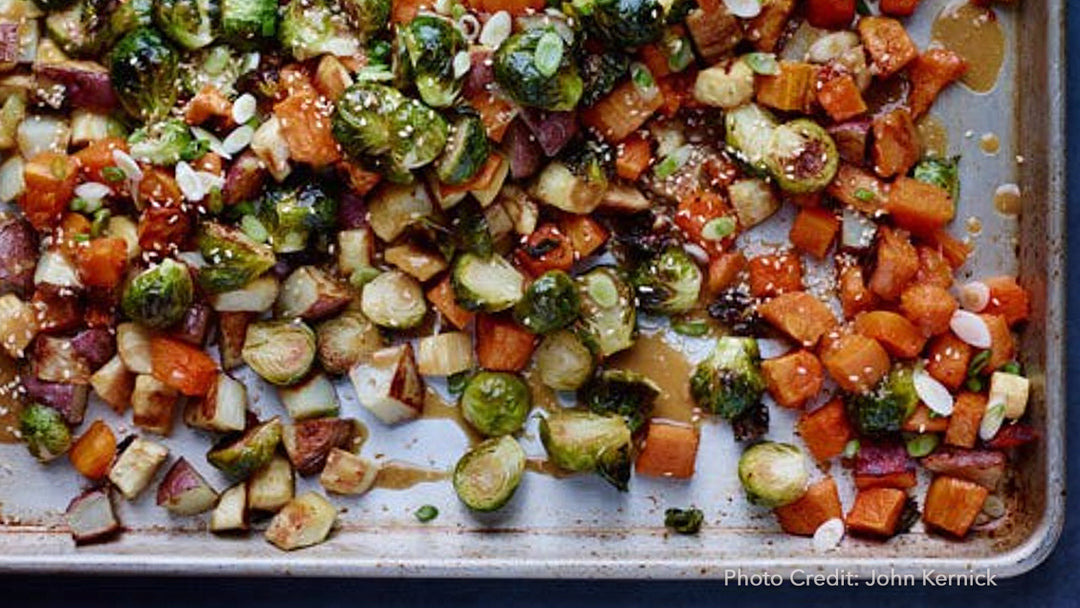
top-left (1, 9), bottom-right (1074, 608)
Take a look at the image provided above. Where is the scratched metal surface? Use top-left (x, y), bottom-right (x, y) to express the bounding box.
top-left (0, 0), bottom-right (1065, 579)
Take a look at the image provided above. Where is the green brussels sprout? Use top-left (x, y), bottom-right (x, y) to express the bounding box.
top-left (397, 15), bottom-right (465, 108)
top-left (122, 258), bottom-right (194, 330)
top-left (182, 45), bottom-right (252, 97)
top-left (279, 0), bottom-right (359, 61)
top-left (207, 417), bottom-right (283, 479)
top-left (436, 114), bottom-right (490, 186)
top-left (259, 183), bottom-right (338, 253)
top-left (578, 0), bottom-right (664, 47)
top-left (446, 198), bottom-right (493, 258)
top-left (389, 97), bottom-right (449, 170)
top-left (242, 320), bottom-right (317, 386)
top-left (631, 247), bottom-right (702, 316)
top-left (453, 435), bottom-right (526, 512)
top-left (576, 49), bottom-right (629, 107)
top-left (451, 252), bottom-right (525, 313)
top-left (45, 0), bottom-right (111, 58)
top-left (764, 119), bottom-right (839, 194)
top-left (19, 403), bottom-right (72, 462)
top-left (737, 441), bottom-right (809, 508)
top-left (582, 369), bottom-right (659, 434)
top-left (494, 28), bottom-right (584, 111)
top-left (724, 102), bottom-right (779, 173)
top-left (535, 329), bottom-right (595, 391)
top-left (690, 336), bottom-right (765, 420)
top-left (220, 0), bottom-right (277, 43)
top-left (109, 27), bottom-right (180, 122)
top-left (913, 155), bottom-right (960, 200)
top-left (152, 0), bottom-right (218, 50)
top-left (461, 371), bottom-right (531, 437)
top-left (360, 270), bottom-right (428, 329)
top-left (128, 118), bottom-right (206, 166)
top-left (664, 507), bottom-right (703, 535)
top-left (341, 0), bottom-right (390, 38)
top-left (513, 270), bottom-right (580, 335)
top-left (846, 365), bottom-right (919, 437)
top-left (575, 267), bottom-right (636, 357)
top-left (333, 82), bottom-right (403, 158)
top-left (197, 222), bottom-right (276, 294)
top-left (540, 410), bottom-right (632, 491)
top-left (106, 0), bottom-right (153, 47)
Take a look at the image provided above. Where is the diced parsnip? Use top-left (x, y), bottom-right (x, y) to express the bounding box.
top-left (278, 372), bottom-right (339, 420)
top-left (529, 162), bottom-right (607, 215)
top-left (989, 371), bottom-right (1030, 420)
top-left (247, 454), bottom-right (295, 513)
top-left (108, 437), bottom-right (169, 500)
top-left (336, 227), bottom-right (374, 276)
top-left (497, 185), bottom-right (538, 236)
top-left (210, 484), bottom-right (249, 533)
top-left (89, 354), bottom-right (135, 414)
top-left (131, 374), bottom-right (179, 436)
top-left (0, 155), bottom-right (25, 203)
top-left (416, 332), bottom-right (475, 377)
top-left (156, 458), bottom-right (219, 515)
top-left (282, 418), bottom-right (355, 476)
top-left (319, 448), bottom-right (379, 496)
top-left (210, 275), bottom-right (280, 312)
top-left (366, 182), bottom-right (433, 242)
top-left (275, 266), bottom-right (352, 321)
top-left (348, 343), bottom-right (425, 425)
top-left (116, 322), bottom-right (153, 374)
top-left (599, 183), bottom-right (650, 213)
top-left (265, 492), bottom-right (337, 551)
top-left (105, 215), bottom-right (141, 261)
top-left (0, 293), bottom-right (37, 357)
top-left (694, 59), bottom-right (755, 109)
top-left (69, 109), bottom-right (124, 146)
top-left (184, 373), bottom-right (247, 433)
top-left (384, 242), bottom-right (448, 282)
top-left (250, 116), bottom-right (291, 182)
top-left (16, 114), bottom-right (70, 159)
top-left (34, 248), bottom-right (82, 289)
top-left (483, 202), bottom-right (514, 253)
top-left (469, 153), bottom-right (509, 207)
top-left (728, 177), bottom-right (780, 228)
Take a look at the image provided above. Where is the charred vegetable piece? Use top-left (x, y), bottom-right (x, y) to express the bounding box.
top-left (282, 418), bottom-right (355, 476)
top-left (690, 337), bottom-right (765, 420)
top-left (578, 0), bottom-right (664, 47)
top-left (540, 410), bottom-right (632, 491)
top-left (221, 0), bottom-right (277, 43)
top-left (453, 435), bottom-right (526, 512)
top-left (494, 28), bottom-right (583, 111)
top-left (279, 0), bottom-right (359, 60)
top-left (664, 507), bottom-right (704, 535)
top-left (631, 247), bottom-right (702, 316)
top-left (764, 119), bottom-right (840, 194)
top-left (207, 416), bottom-right (283, 479)
top-left (121, 258), bottom-right (194, 330)
top-left (242, 320), bottom-right (316, 386)
top-left (461, 371), bottom-right (531, 437)
top-left (436, 113), bottom-right (490, 185)
top-left (534, 329), bottom-right (595, 391)
top-left (575, 267), bottom-right (636, 357)
top-left (109, 27), bottom-right (180, 122)
top-left (846, 365), bottom-right (919, 437)
top-left (737, 441), bottom-right (809, 508)
top-left (582, 369), bottom-right (659, 434)
top-left (197, 222), bottom-right (276, 294)
top-left (725, 102), bottom-right (779, 172)
top-left (397, 14), bottom-right (466, 108)
top-left (19, 403), bottom-right (72, 461)
top-left (513, 270), bottom-right (580, 334)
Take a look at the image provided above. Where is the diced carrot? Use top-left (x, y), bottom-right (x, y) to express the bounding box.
top-left (980, 313), bottom-right (1015, 370)
top-left (581, 79), bottom-right (664, 143)
top-left (615, 133), bottom-right (653, 181)
top-left (755, 61), bottom-right (817, 113)
top-left (748, 251), bottom-right (803, 298)
top-left (923, 475), bottom-right (989, 537)
top-left (820, 333), bottom-right (891, 393)
top-left (816, 72), bottom-right (866, 122)
top-left (804, 0), bottom-right (855, 30)
top-left (868, 226), bottom-right (919, 301)
top-left (981, 276), bottom-right (1030, 326)
top-left (846, 487), bottom-right (907, 538)
top-left (675, 191), bottom-right (733, 258)
top-left (925, 332), bottom-right (973, 391)
top-left (880, 0), bottom-right (919, 17)
top-left (857, 16), bottom-right (919, 78)
top-left (923, 228), bottom-right (972, 269)
top-left (886, 176), bottom-right (954, 235)
top-left (465, 91), bottom-right (517, 143)
top-left (634, 419), bottom-right (700, 479)
top-left (855, 471), bottom-right (917, 490)
top-left (915, 245), bottom-right (954, 289)
top-left (945, 392), bottom-right (987, 449)
top-left (73, 136), bottom-right (128, 184)
top-left (789, 207), bottom-right (840, 259)
top-left (427, 276), bottom-right (475, 331)
top-left (514, 223), bottom-right (575, 276)
top-left (826, 163), bottom-right (888, 215)
top-left (872, 108), bottom-right (920, 178)
top-left (903, 404), bottom-right (950, 433)
top-left (275, 88), bottom-right (342, 167)
top-left (907, 48), bottom-right (968, 119)
top-left (150, 336), bottom-right (219, 397)
top-left (762, 349), bottom-right (825, 409)
top-left (559, 215), bottom-right (609, 259)
top-left (758, 291), bottom-right (837, 348)
top-left (838, 265), bottom-right (878, 320)
top-left (853, 310), bottom-right (926, 358)
top-left (465, 0), bottom-right (545, 15)
top-left (19, 152), bottom-right (80, 231)
top-left (797, 398), bottom-right (854, 462)
top-left (138, 166), bottom-right (184, 207)
top-left (77, 237), bottom-right (128, 289)
top-left (774, 477), bottom-right (844, 536)
top-left (899, 284), bottom-right (958, 337)
top-left (705, 252), bottom-right (746, 297)
top-left (475, 314), bottom-right (537, 372)
top-left (68, 420), bottom-right (117, 480)
top-left (392, 0), bottom-right (430, 23)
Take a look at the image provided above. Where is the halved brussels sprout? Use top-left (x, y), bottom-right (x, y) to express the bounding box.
top-left (436, 114), bottom-right (489, 186)
top-left (121, 258), bottom-right (194, 330)
top-left (494, 28), bottom-right (583, 111)
top-left (109, 27), bottom-right (180, 122)
top-left (360, 270), bottom-right (427, 329)
top-left (45, 0), bottom-right (110, 57)
top-left (397, 14), bottom-right (465, 108)
top-left (389, 97), bottom-right (449, 170)
top-left (575, 267), bottom-right (636, 357)
top-left (513, 270), bottom-right (580, 335)
top-left (220, 0), bottom-right (277, 44)
top-left (724, 102), bottom-right (779, 172)
top-left (197, 222), bottom-right (276, 294)
top-left (152, 0), bottom-right (218, 50)
top-left (737, 441), bottom-right (809, 508)
top-left (316, 311), bottom-right (383, 375)
top-left (451, 252), bottom-right (525, 313)
top-left (631, 247), bottom-right (702, 316)
top-left (19, 403), bottom-right (71, 462)
top-left (453, 435), bottom-right (526, 512)
top-left (207, 417), bottom-right (283, 479)
top-left (461, 371), bottom-right (531, 437)
top-left (258, 183), bottom-right (338, 253)
top-left (846, 365), bottom-right (919, 437)
top-left (242, 320), bottom-right (316, 386)
top-left (582, 369), bottom-right (659, 434)
top-left (764, 119), bottom-right (839, 194)
top-left (279, 0), bottom-right (359, 61)
top-left (690, 336), bottom-right (765, 420)
top-left (129, 117), bottom-right (205, 166)
top-left (539, 410), bottom-right (631, 491)
top-left (333, 82), bottom-right (403, 158)
top-left (580, 0), bottom-right (664, 47)
top-left (535, 329), bottom-right (595, 391)
top-left (341, 0), bottom-right (390, 37)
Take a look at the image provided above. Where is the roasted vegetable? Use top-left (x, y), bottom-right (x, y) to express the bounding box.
top-left (121, 258), bottom-right (194, 330)
top-left (109, 27), bottom-right (180, 122)
top-left (846, 365), bottom-right (919, 437)
top-left (348, 344), bottom-right (424, 424)
top-left (664, 507), bottom-right (704, 535)
top-left (206, 416), bottom-right (283, 479)
top-left (582, 369), bottom-right (659, 434)
top-left (631, 247), bottom-right (702, 316)
top-left (282, 418), bottom-right (355, 476)
top-left (513, 270), bottom-right (580, 334)
top-left (156, 457), bottom-right (219, 515)
top-left (436, 113), bottom-right (489, 185)
top-left (341, 0), bottom-right (389, 37)
top-left (264, 491), bottom-right (337, 550)
top-left (259, 183), bottom-right (338, 254)
top-left (19, 403), bottom-right (72, 461)
top-left (494, 28), bottom-right (583, 112)
top-left (65, 488), bottom-right (121, 545)
top-left (540, 410), bottom-right (632, 491)
top-left (397, 14), bottom-right (465, 108)
top-left (737, 441), bottom-right (809, 508)
top-left (453, 435), bottom-right (526, 512)
top-left (360, 270), bottom-right (427, 329)
top-left (913, 155), bottom-right (960, 201)
top-left (197, 222), bottom-right (277, 294)
top-left (128, 118), bottom-right (204, 166)
top-left (534, 329), bottom-right (595, 391)
top-left (278, 0), bottom-right (358, 60)
top-left (220, 0), bottom-right (276, 43)
top-left (451, 252), bottom-right (525, 313)
top-left (765, 119), bottom-right (840, 194)
top-left (152, 0), bottom-right (217, 50)
top-left (575, 267), bottom-right (636, 357)
top-left (108, 436), bottom-right (169, 499)
top-left (316, 311), bottom-right (383, 375)
top-left (242, 320), bottom-right (316, 386)
top-left (461, 371), bottom-right (531, 437)
top-left (579, 0), bottom-right (664, 47)
top-left (690, 336), bottom-right (765, 420)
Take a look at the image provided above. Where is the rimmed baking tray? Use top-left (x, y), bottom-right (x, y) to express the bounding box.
top-left (0, 0), bottom-right (1065, 578)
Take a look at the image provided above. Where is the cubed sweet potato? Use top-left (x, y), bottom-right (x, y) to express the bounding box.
top-left (816, 72), bottom-right (867, 122)
top-left (756, 61), bottom-right (817, 113)
top-left (827, 164), bottom-right (888, 215)
top-left (758, 291), bottom-right (838, 348)
top-left (981, 313), bottom-right (1015, 370)
top-left (789, 207), bottom-right (840, 259)
top-left (559, 215), bottom-right (609, 259)
top-left (854, 310), bottom-right (927, 359)
top-left (705, 252), bottom-right (746, 297)
top-left (748, 252), bottom-right (803, 298)
top-left (903, 404), bottom-right (950, 433)
top-left (838, 265), bottom-right (878, 320)
top-left (981, 276), bottom-right (1030, 326)
top-left (475, 314), bottom-right (537, 372)
top-left (869, 227), bottom-right (919, 301)
top-left (945, 392), bottom-right (987, 449)
top-left (427, 276), bottom-right (475, 331)
top-left (923, 475), bottom-right (989, 538)
top-left (925, 332), bottom-right (973, 391)
top-left (872, 109), bottom-right (921, 179)
top-left (820, 333), bottom-right (891, 393)
top-left (915, 245), bottom-right (954, 289)
top-left (846, 487), bottom-right (907, 538)
top-left (762, 350), bottom-right (825, 409)
top-left (857, 16), bottom-right (919, 78)
top-left (798, 398), bottom-right (853, 462)
top-left (899, 284), bottom-right (958, 337)
top-left (635, 420), bottom-right (700, 479)
top-left (774, 477), bottom-right (844, 536)
top-left (886, 176), bottom-right (955, 235)
top-left (908, 48), bottom-right (968, 119)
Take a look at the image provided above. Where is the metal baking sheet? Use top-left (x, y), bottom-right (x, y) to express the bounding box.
top-left (0, 0), bottom-right (1065, 578)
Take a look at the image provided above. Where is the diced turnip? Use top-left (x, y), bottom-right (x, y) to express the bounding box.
top-left (348, 344), bottom-right (424, 425)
